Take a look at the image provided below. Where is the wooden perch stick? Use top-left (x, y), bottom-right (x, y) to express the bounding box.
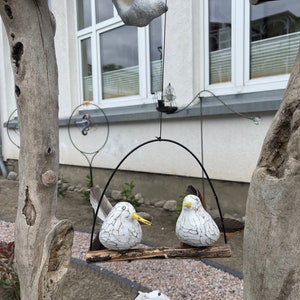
top-left (86, 245), bottom-right (231, 263)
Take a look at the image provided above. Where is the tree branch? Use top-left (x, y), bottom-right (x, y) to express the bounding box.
top-left (86, 245), bottom-right (231, 263)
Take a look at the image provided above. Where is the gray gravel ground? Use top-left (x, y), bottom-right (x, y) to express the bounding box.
top-left (0, 220), bottom-right (243, 299)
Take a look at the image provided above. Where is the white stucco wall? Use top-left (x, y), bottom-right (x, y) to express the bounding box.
top-left (0, 22), bottom-right (19, 161)
top-left (51, 0), bottom-right (79, 118)
top-left (164, 0), bottom-right (195, 101)
top-left (58, 112), bottom-right (272, 182)
top-left (0, 1), bottom-right (278, 183)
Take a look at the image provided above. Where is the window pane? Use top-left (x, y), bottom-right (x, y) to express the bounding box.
top-left (81, 38), bottom-right (93, 101)
top-left (209, 0), bottom-right (232, 84)
top-left (77, 0), bottom-right (91, 30)
top-left (100, 26), bottom-right (139, 99)
top-left (250, 1), bottom-right (300, 79)
top-left (95, 0), bottom-right (114, 23)
top-left (149, 17), bottom-right (163, 93)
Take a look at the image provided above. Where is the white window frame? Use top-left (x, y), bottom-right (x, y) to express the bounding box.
top-left (202, 0), bottom-right (292, 97)
top-left (76, 1), bottom-right (162, 109)
top-left (77, 33), bottom-right (93, 103)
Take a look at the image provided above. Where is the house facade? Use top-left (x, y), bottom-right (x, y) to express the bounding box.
top-left (0, 0), bottom-right (299, 187)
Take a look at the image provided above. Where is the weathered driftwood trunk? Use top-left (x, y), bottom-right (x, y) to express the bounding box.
top-left (0, 1), bottom-right (73, 299)
top-left (243, 47), bottom-right (300, 298)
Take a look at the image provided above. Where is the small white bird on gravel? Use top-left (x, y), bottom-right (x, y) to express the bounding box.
top-left (176, 194), bottom-right (220, 247)
top-left (99, 202), bottom-right (151, 250)
top-left (135, 290), bottom-right (170, 300)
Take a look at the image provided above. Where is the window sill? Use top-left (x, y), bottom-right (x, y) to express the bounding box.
top-left (4, 90), bottom-right (283, 129)
top-left (60, 89), bottom-right (283, 126)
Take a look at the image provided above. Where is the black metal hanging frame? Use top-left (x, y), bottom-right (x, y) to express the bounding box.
top-left (67, 103), bottom-right (109, 187)
top-left (6, 108), bottom-right (20, 149)
top-left (89, 137), bottom-right (227, 251)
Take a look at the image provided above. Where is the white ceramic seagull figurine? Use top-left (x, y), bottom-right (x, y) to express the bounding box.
top-left (176, 194), bottom-right (220, 247)
top-left (99, 202), bottom-right (152, 250)
top-left (135, 289), bottom-right (170, 300)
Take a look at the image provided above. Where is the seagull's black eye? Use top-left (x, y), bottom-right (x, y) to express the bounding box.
top-left (122, 206), bottom-right (126, 210)
top-left (158, 292), bottom-right (161, 296)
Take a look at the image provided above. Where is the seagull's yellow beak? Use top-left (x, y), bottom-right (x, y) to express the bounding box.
top-left (183, 201), bottom-right (192, 208)
top-left (131, 212), bottom-right (152, 226)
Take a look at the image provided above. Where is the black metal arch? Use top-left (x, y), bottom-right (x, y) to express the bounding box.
top-left (90, 137), bottom-right (227, 251)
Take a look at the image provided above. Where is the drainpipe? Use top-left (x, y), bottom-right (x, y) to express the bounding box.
top-left (0, 155), bottom-right (7, 177)
top-left (0, 125), bottom-right (8, 177)
top-left (0, 156), bottom-right (7, 177)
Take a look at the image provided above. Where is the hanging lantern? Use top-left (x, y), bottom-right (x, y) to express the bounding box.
top-left (155, 83), bottom-right (177, 114)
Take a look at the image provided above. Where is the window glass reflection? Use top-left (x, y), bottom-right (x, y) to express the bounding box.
top-left (81, 38), bottom-right (93, 101)
top-left (149, 17), bottom-right (163, 93)
top-left (209, 0), bottom-right (232, 84)
top-left (77, 0), bottom-right (91, 30)
top-left (100, 26), bottom-right (139, 99)
top-left (250, 1), bottom-right (300, 78)
top-left (96, 0), bottom-right (114, 23)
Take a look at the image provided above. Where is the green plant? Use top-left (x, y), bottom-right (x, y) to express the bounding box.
top-left (0, 241), bottom-right (20, 300)
top-left (120, 180), bottom-right (141, 209)
top-left (176, 194), bottom-right (185, 213)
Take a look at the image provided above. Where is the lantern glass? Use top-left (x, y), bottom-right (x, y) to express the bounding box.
top-left (155, 83), bottom-right (177, 114)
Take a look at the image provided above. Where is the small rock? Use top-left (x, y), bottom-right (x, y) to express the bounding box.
top-left (135, 193), bottom-right (144, 204)
top-left (154, 200), bottom-right (166, 208)
top-left (111, 190), bottom-right (123, 201)
top-left (137, 212), bottom-right (153, 222)
top-left (163, 200), bottom-right (178, 212)
top-left (61, 183), bottom-right (70, 192)
top-left (224, 213), bottom-right (237, 220)
top-left (144, 199), bottom-right (151, 206)
top-left (148, 198), bottom-right (160, 206)
top-left (67, 185), bottom-right (75, 191)
top-left (7, 171), bottom-right (18, 180)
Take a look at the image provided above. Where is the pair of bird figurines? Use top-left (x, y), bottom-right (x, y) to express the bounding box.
top-left (90, 186), bottom-right (220, 251)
